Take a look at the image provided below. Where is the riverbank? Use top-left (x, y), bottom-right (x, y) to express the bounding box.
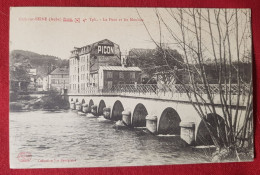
top-left (9, 91), bottom-right (69, 112)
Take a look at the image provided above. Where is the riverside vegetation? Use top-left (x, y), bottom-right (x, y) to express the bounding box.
top-left (10, 90), bottom-right (70, 112)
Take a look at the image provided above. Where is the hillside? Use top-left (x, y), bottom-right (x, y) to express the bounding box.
top-left (10, 50), bottom-right (69, 76)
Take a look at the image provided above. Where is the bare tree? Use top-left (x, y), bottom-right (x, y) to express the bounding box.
top-left (137, 8), bottom-right (253, 161)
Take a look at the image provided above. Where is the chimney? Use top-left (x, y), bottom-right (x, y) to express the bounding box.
top-left (121, 55), bottom-right (127, 68)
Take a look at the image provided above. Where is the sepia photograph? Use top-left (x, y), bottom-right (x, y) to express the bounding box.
top-left (9, 7), bottom-right (253, 168)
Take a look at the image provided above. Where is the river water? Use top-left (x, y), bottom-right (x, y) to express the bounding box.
top-left (10, 110), bottom-right (209, 168)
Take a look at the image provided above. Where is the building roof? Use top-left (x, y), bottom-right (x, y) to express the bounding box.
top-left (99, 66), bottom-right (141, 72)
top-left (49, 67), bottom-right (69, 75)
top-left (71, 39), bottom-right (119, 57)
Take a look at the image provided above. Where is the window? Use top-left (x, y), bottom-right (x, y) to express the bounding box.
top-left (107, 71), bottom-right (113, 78)
top-left (81, 74), bottom-right (85, 80)
top-left (107, 81), bottom-right (113, 88)
top-left (119, 72), bottom-right (124, 79)
top-left (81, 83), bottom-right (84, 90)
top-left (130, 72), bottom-right (135, 79)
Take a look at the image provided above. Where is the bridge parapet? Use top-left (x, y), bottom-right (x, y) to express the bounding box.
top-left (69, 84), bottom-right (250, 107)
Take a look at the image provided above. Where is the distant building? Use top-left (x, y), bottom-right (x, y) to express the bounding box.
top-left (29, 68), bottom-right (37, 76)
top-left (10, 77), bottom-right (30, 92)
top-left (48, 67), bottom-right (69, 93)
top-left (98, 66), bottom-right (142, 89)
top-left (69, 39), bottom-right (144, 93)
top-left (36, 77), bottom-right (43, 91)
top-left (69, 39), bottom-right (121, 93)
top-left (42, 76), bottom-right (48, 91)
top-left (27, 75), bottom-right (37, 91)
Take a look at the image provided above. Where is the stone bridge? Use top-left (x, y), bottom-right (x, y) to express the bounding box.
top-left (68, 85), bottom-right (248, 145)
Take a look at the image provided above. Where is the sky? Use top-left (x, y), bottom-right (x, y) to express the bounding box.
top-left (10, 7), bottom-right (251, 62)
top-left (10, 7), bottom-right (161, 59)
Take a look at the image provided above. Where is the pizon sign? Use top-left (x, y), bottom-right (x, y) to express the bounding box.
top-left (97, 45), bottom-right (114, 55)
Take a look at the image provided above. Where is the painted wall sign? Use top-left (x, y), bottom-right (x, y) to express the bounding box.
top-left (97, 45), bottom-right (114, 55)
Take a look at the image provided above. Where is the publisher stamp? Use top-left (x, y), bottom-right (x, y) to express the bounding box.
top-left (17, 152), bottom-right (32, 162)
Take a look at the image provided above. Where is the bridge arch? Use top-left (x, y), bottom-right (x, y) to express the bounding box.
top-left (158, 107), bottom-right (181, 135)
top-left (89, 99), bottom-right (94, 108)
top-left (196, 113), bottom-right (226, 146)
top-left (98, 100), bottom-right (106, 116)
top-left (111, 100), bottom-right (124, 121)
top-left (132, 103), bottom-right (148, 127)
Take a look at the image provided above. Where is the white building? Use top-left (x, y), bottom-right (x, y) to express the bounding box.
top-left (36, 77), bottom-right (43, 91)
top-left (42, 76), bottom-right (48, 91)
top-left (69, 39), bottom-right (121, 94)
top-left (29, 68), bottom-right (37, 76)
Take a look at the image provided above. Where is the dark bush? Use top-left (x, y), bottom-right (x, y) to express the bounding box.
top-left (10, 92), bottom-right (18, 102)
top-left (18, 91), bottom-right (29, 95)
top-left (42, 91), bottom-right (69, 110)
top-left (10, 102), bottom-right (23, 111)
top-left (18, 95), bottom-right (31, 101)
top-left (33, 101), bottom-right (43, 109)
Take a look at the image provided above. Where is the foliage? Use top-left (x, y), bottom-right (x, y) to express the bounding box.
top-left (10, 50), bottom-right (69, 77)
top-left (128, 47), bottom-right (184, 84)
top-left (10, 92), bottom-right (18, 102)
top-left (41, 90), bottom-right (70, 110)
top-left (17, 95), bottom-right (32, 101)
top-left (9, 102), bottom-right (23, 111)
top-left (9, 53), bottom-right (31, 92)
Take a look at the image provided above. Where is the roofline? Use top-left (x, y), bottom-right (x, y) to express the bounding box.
top-left (99, 66), bottom-right (142, 71)
top-left (70, 39), bottom-right (119, 54)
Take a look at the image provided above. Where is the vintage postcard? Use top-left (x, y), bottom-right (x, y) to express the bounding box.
top-left (9, 7), bottom-right (253, 168)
